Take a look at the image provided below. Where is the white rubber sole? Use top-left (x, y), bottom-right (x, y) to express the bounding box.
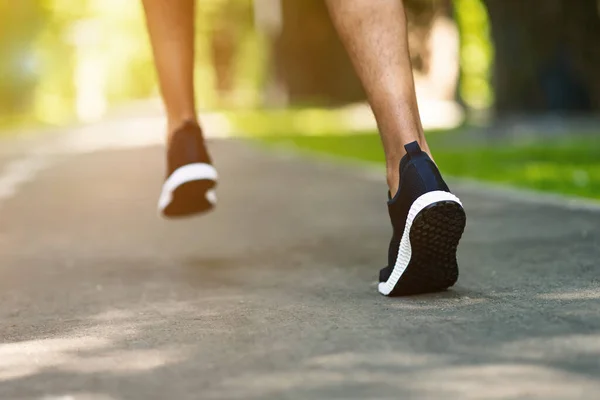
top-left (157, 163), bottom-right (218, 213)
top-left (378, 190), bottom-right (463, 296)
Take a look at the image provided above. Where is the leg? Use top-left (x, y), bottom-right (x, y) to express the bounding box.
top-left (328, 0), bottom-right (466, 296)
top-left (144, 0), bottom-right (217, 218)
top-left (326, 0), bottom-right (429, 195)
top-left (142, 0), bottom-right (197, 139)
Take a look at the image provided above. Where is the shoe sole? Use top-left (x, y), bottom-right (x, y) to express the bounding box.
top-left (378, 191), bottom-right (466, 296)
top-left (158, 163), bottom-right (218, 218)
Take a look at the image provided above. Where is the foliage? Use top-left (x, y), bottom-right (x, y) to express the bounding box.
top-left (0, 0), bottom-right (260, 128)
top-left (1, 0), bottom-right (597, 131)
top-left (454, 0), bottom-right (493, 109)
top-left (0, 2), bottom-right (50, 126)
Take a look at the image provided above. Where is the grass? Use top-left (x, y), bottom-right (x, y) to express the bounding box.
top-left (258, 130), bottom-right (600, 200)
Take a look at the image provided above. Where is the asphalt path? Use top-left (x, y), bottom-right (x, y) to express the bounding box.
top-left (1, 122), bottom-right (599, 399)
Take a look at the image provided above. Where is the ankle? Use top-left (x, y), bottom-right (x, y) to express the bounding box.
top-left (167, 116), bottom-right (199, 142)
top-left (386, 164), bottom-right (400, 197)
top-left (385, 138), bottom-right (435, 195)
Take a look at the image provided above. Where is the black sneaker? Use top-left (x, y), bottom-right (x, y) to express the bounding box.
top-left (378, 141), bottom-right (466, 296)
top-left (158, 120), bottom-right (218, 218)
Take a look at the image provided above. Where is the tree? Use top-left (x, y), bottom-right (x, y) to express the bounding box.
top-left (273, 0), bottom-right (364, 106)
top-left (0, 2), bottom-right (48, 119)
top-left (484, 0), bottom-right (600, 114)
top-left (271, 0), bottom-right (453, 107)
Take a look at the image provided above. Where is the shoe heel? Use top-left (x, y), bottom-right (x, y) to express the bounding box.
top-left (396, 200), bottom-right (466, 295)
top-left (380, 191), bottom-right (466, 296)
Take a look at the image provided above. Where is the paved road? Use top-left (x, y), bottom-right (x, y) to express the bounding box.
top-left (1, 123), bottom-right (599, 399)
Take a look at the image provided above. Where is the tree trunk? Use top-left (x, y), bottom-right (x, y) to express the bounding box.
top-left (274, 0), bottom-right (365, 106)
top-left (0, 2), bottom-right (48, 116)
top-left (484, 0), bottom-right (600, 114)
top-left (272, 0), bottom-right (452, 107)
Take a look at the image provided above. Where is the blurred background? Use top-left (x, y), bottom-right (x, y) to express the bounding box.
top-left (1, 0), bottom-right (599, 198)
